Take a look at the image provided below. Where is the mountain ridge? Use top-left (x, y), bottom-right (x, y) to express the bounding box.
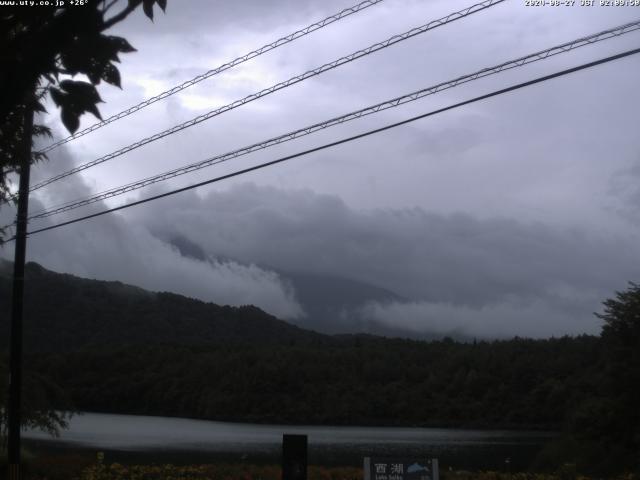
top-left (162, 233), bottom-right (459, 339)
top-left (0, 259), bottom-right (327, 353)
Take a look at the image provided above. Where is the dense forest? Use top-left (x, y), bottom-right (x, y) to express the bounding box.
top-left (19, 337), bottom-right (598, 429)
top-left (1, 262), bottom-right (639, 474)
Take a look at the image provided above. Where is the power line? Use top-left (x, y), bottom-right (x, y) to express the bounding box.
top-left (26, 19), bottom-right (640, 221)
top-left (14, 46), bottom-right (639, 240)
top-left (29, 0), bottom-right (505, 192)
top-left (37, 0), bottom-right (386, 154)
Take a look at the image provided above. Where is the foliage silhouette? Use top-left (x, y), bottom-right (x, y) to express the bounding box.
top-left (0, 0), bottom-right (168, 445)
top-left (0, 0), bottom-right (167, 209)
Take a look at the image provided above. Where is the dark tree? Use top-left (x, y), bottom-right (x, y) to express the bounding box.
top-left (0, 0), bottom-right (168, 451)
top-left (597, 282), bottom-right (640, 345)
top-left (0, 356), bottom-right (73, 452)
top-left (595, 282), bottom-right (640, 466)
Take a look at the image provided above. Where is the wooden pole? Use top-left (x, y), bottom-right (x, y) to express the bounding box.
top-left (282, 434), bottom-right (307, 480)
top-left (7, 102), bottom-right (34, 480)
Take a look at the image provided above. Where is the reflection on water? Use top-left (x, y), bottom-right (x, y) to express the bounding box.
top-left (24, 412), bottom-right (554, 469)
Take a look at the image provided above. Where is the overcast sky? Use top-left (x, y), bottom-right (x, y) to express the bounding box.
top-left (2, 0), bottom-right (640, 338)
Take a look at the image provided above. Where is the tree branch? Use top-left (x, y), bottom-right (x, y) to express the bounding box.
top-left (103, 0), bottom-right (120, 15)
top-left (102, 2), bottom-right (139, 30)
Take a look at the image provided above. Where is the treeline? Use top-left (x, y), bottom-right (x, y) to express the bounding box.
top-left (18, 328), bottom-right (639, 474)
top-left (24, 335), bottom-right (599, 429)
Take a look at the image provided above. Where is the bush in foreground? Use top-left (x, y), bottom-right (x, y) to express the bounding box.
top-left (71, 463), bottom-right (639, 480)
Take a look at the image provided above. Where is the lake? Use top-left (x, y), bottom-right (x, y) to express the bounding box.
top-left (23, 412), bottom-right (554, 470)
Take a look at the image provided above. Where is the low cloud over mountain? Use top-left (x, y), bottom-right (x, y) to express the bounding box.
top-left (2, 144), bottom-right (639, 339)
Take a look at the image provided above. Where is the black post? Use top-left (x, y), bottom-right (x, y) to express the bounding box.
top-left (282, 434), bottom-right (307, 480)
top-left (7, 104), bottom-right (34, 480)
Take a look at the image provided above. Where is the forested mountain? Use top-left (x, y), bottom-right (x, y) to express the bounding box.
top-left (1, 260), bottom-right (600, 431)
top-left (0, 260), bottom-right (323, 352)
top-left (0, 260), bottom-right (604, 430)
top-left (1, 260), bottom-right (638, 473)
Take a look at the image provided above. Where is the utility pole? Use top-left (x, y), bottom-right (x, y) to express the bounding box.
top-left (7, 99), bottom-right (34, 480)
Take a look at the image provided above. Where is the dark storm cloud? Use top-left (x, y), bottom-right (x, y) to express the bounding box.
top-left (1, 151), bottom-right (304, 320)
top-left (128, 182), bottom-right (640, 337)
top-left (5, 0), bottom-right (638, 338)
top-left (39, 0), bottom-right (639, 218)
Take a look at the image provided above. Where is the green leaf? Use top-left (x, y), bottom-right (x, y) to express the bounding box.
top-left (60, 34), bottom-right (126, 81)
top-left (33, 124), bottom-right (53, 139)
top-left (32, 151), bottom-right (49, 163)
top-left (98, 35), bottom-right (122, 62)
top-left (109, 36), bottom-right (136, 54)
top-left (87, 67), bottom-right (102, 85)
top-left (49, 87), bottom-right (65, 107)
top-left (61, 108), bottom-right (80, 134)
top-left (85, 103), bottom-right (103, 121)
top-left (102, 64), bottom-right (122, 88)
top-left (143, 0), bottom-right (154, 20)
top-left (59, 80), bottom-right (103, 104)
top-left (33, 100), bottom-right (48, 114)
top-left (60, 39), bottom-right (95, 75)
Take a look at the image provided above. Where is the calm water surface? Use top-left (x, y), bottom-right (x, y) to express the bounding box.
top-left (23, 412), bottom-right (554, 469)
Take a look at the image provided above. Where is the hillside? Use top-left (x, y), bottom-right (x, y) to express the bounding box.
top-left (0, 259), bottom-right (601, 430)
top-left (1, 260), bottom-right (638, 473)
top-left (0, 260), bottom-right (324, 353)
